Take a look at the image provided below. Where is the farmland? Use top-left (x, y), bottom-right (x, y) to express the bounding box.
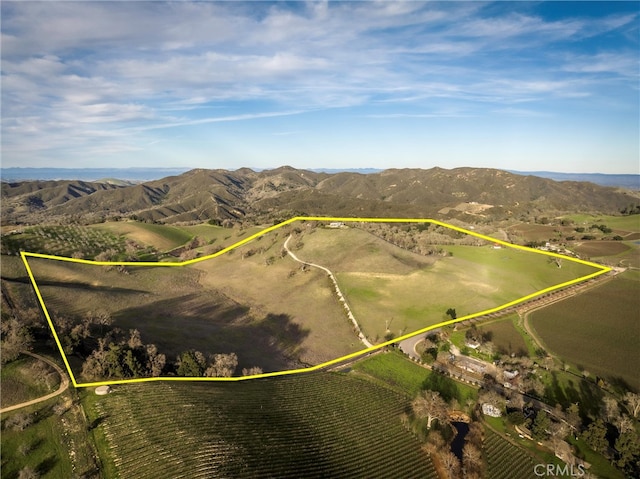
top-left (21, 219), bottom-right (607, 382)
top-left (25, 224), bottom-right (362, 379)
top-left (529, 271), bottom-right (640, 391)
top-left (483, 429), bottom-right (538, 479)
top-left (83, 373), bottom-right (437, 479)
top-left (294, 226), bottom-right (601, 342)
top-left (1, 225), bottom-right (128, 259)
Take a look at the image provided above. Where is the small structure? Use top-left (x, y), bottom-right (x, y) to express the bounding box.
top-left (328, 222), bottom-right (344, 228)
top-left (504, 370), bottom-right (519, 380)
top-left (482, 403), bottom-right (502, 417)
top-left (95, 385), bottom-right (111, 396)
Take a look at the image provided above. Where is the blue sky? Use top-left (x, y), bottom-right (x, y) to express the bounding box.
top-left (2, 1), bottom-right (638, 173)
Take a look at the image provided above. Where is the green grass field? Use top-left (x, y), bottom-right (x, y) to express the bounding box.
top-left (0, 355), bottom-right (59, 408)
top-left (352, 350), bottom-right (478, 407)
top-left (91, 221), bottom-right (193, 251)
top-left (296, 227), bottom-right (600, 342)
top-left (92, 221), bottom-right (265, 252)
top-left (451, 315), bottom-right (531, 359)
top-left (1, 387), bottom-right (99, 479)
top-left (563, 214), bottom-right (640, 233)
top-left (352, 351), bottom-right (430, 396)
top-left (83, 373), bottom-right (438, 479)
top-left (529, 272), bottom-right (640, 391)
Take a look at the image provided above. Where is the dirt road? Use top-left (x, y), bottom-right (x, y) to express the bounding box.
top-left (284, 235), bottom-right (373, 348)
top-left (0, 351), bottom-right (70, 414)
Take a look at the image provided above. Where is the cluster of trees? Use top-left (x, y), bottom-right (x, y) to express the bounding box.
top-left (411, 387), bottom-right (485, 479)
top-left (358, 223), bottom-right (483, 256)
top-left (176, 350), bottom-right (238, 377)
top-left (81, 329), bottom-right (166, 380)
top-left (50, 309), bottom-right (262, 381)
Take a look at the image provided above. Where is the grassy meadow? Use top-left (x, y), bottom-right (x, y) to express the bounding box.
top-left (295, 226), bottom-right (601, 342)
top-left (529, 271), bottom-right (640, 391)
top-left (0, 355), bottom-right (59, 408)
top-left (25, 225), bottom-right (361, 379)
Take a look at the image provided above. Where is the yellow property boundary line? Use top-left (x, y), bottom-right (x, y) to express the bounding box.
top-left (20, 216), bottom-right (610, 388)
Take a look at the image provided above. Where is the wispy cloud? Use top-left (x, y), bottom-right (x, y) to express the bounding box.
top-left (1, 1), bottom-right (637, 169)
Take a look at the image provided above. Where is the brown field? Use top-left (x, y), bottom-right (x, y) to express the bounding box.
top-left (572, 240), bottom-right (632, 258)
top-left (529, 272), bottom-right (640, 391)
top-left (24, 228), bottom-right (361, 378)
top-left (507, 223), bottom-right (571, 242)
top-left (478, 316), bottom-right (529, 357)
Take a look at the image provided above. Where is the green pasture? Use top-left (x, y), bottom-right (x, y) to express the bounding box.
top-left (329, 240), bottom-right (599, 343)
top-left (1, 356), bottom-right (59, 408)
top-left (1, 388), bottom-right (98, 479)
top-left (92, 221), bottom-right (193, 251)
top-left (352, 351), bottom-right (478, 405)
top-left (563, 214), bottom-right (640, 233)
top-left (352, 351), bottom-right (429, 396)
top-left (529, 271), bottom-right (640, 391)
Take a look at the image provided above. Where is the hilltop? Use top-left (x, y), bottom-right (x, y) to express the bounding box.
top-left (2, 166), bottom-right (638, 226)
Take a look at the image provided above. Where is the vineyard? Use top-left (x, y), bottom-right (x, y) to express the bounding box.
top-left (483, 429), bottom-right (538, 479)
top-left (86, 372), bottom-right (437, 478)
top-left (1, 225), bottom-right (130, 259)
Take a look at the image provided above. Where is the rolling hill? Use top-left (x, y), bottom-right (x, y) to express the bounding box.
top-left (2, 166), bottom-right (638, 225)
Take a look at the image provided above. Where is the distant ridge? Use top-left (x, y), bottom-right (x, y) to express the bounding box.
top-left (509, 170), bottom-right (640, 190)
top-left (1, 167), bottom-right (191, 183)
top-left (3, 166), bottom-right (639, 226)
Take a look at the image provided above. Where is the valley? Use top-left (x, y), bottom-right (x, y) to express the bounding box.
top-left (2, 167), bottom-right (639, 479)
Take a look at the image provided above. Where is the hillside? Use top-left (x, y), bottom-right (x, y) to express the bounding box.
top-left (2, 167), bottom-right (638, 225)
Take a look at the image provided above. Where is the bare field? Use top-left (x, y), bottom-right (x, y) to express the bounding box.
top-left (572, 240), bottom-right (632, 258)
top-left (529, 272), bottom-right (640, 391)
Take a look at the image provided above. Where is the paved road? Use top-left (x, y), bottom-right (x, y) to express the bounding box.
top-left (398, 331), bottom-right (440, 360)
top-left (284, 235), bottom-right (373, 348)
top-left (0, 351), bottom-right (70, 414)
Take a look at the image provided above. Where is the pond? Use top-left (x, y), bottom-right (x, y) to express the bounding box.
top-left (450, 421), bottom-right (469, 461)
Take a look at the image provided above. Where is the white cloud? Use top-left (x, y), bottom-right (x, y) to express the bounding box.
top-left (1, 1), bottom-right (637, 168)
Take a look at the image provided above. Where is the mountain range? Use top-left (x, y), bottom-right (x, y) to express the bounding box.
top-left (2, 166), bottom-right (639, 225)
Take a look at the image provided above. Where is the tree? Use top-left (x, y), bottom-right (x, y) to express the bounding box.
top-left (615, 430), bottom-right (640, 473)
top-left (623, 392), bottom-right (640, 418)
top-left (615, 414), bottom-right (634, 435)
top-left (1, 319), bottom-right (33, 364)
top-left (18, 466), bottom-right (40, 479)
top-left (176, 350), bottom-right (206, 376)
top-left (602, 396), bottom-right (620, 423)
top-left (583, 419), bottom-right (608, 454)
top-left (440, 451), bottom-right (461, 479)
top-left (446, 308), bottom-right (457, 320)
top-left (145, 344), bottom-right (166, 377)
top-left (412, 390), bottom-right (448, 429)
top-left (462, 443), bottom-right (483, 477)
top-left (5, 412), bottom-right (33, 431)
top-left (531, 410), bottom-right (551, 441)
top-left (204, 353), bottom-right (238, 377)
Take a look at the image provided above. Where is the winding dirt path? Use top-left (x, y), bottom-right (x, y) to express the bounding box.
top-left (284, 235), bottom-right (373, 348)
top-left (0, 351), bottom-right (70, 414)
